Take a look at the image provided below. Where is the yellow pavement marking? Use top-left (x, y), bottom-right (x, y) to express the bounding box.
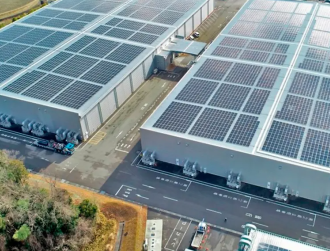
top-left (88, 131), bottom-right (107, 145)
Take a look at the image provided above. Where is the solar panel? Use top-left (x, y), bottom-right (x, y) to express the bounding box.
top-left (0, 43), bottom-right (29, 62)
top-left (52, 0), bottom-right (78, 9)
top-left (211, 46), bottom-right (242, 59)
top-left (22, 16), bottom-right (50, 25)
top-left (79, 39), bottom-right (120, 59)
top-left (239, 9), bottom-right (268, 22)
top-left (8, 47), bottom-right (48, 66)
top-left (268, 54), bottom-right (287, 65)
top-left (309, 30), bottom-right (330, 48)
top-left (298, 58), bottom-right (324, 72)
top-left (92, 25), bottom-right (112, 34)
top-left (301, 129), bottom-right (330, 166)
top-left (254, 24), bottom-right (284, 40)
top-left (229, 22), bottom-right (258, 36)
top-left (22, 74), bottom-right (73, 101)
top-left (65, 36), bottom-right (96, 52)
top-left (153, 102), bottom-right (202, 133)
top-left (189, 108), bottom-right (237, 141)
top-left (276, 95), bottom-right (313, 125)
top-left (106, 43), bottom-right (146, 64)
top-left (257, 243), bottom-right (291, 251)
top-left (43, 18), bottom-right (71, 28)
top-left (281, 26), bottom-right (299, 42)
top-left (37, 31), bottom-right (72, 48)
top-left (14, 28), bottom-right (54, 45)
top-left (289, 72), bottom-right (319, 97)
top-left (314, 17), bottom-right (330, 32)
top-left (56, 11), bottom-right (84, 20)
top-left (77, 14), bottom-right (99, 22)
top-left (92, 1), bottom-right (120, 13)
top-left (311, 101), bottom-right (330, 131)
top-left (168, 0), bottom-right (196, 12)
top-left (117, 20), bottom-right (145, 30)
top-left (54, 55), bottom-right (98, 78)
top-left (272, 1), bottom-right (297, 13)
top-left (247, 40), bottom-right (275, 52)
top-left (257, 67), bottom-right (280, 89)
top-left (265, 12), bottom-right (292, 24)
top-left (81, 61), bottom-right (125, 85)
top-left (72, 1), bottom-right (101, 11)
top-left (226, 114), bottom-right (259, 146)
top-left (289, 14), bottom-right (306, 27)
top-left (318, 77), bottom-right (330, 101)
top-left (194, 59), bottom-right (232, 81)
top-left (219, 37), bottom-right (248, 48)
top-left (3, 71), bottom-right (46, 94)
top-left (325, 64), bottom-right (330, 74)
top-left (51, 81), bottom-right (102, 109)
top-left (38, 52), bottom-right (73, 71)
top-left (295, 2), bottom-right (312, 14)
top-left (225, 63), bottom-right (262, 86)
top-left (147, 0), bottom-right (173, 8)
top-left (36, 9), bottom-right (63, 17)
top-left (274, 44), bottom-right (289, 54)
top-left (0, 64), bottom-right (23, 82)
top-left (105, 28), bottom-right (135, 39)
top-left (152, 10), bottom-right (182, 25)
top-left (248, 0), bottom-right (274, 10)
top-left (209, 83), bottom-right (251, 110)
top-left (117, 5), bottom-right (140, 16)
top-left (140, 24), bottom-right (168, 35)
top-left (129, 32), bottom-right (158, 44)
top-left (131, 7), bottom-right (163, 21)
top-left (64, 21), bottom-right (87, 30)
top-left (175, 78), bottom-right (218, 104)
top-left (305, 47), bottom-right (328, 60)
top-left (0, 25), bottom-right (32, 41)
top-left (105, 17), bottom-right (124, 26)
top-left (262, 120), bottom-right (304, 158)
top-left (243, 89), bottom-right (270, 115)
top-left (239, 50), bottom-right (270, 63)
top-left (0, 41), bottom-right (5, 48)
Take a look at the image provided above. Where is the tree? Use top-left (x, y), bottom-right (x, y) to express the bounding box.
top-left (0, 217), bottom-right (5, 232)
top-left (13, 224), bottom-right (30, 241)
top-left (79, 200), bottom-right (98, 219)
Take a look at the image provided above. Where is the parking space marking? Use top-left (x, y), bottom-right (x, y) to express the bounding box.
top-left (301, 235), bottom-right (318, 242)
top-left (252, 222), bottom-right (268, 228)
top-left (164, 196), bottom-right (178, 202)
top-left (115, 184), bottom-right (136, 196)
top-left (164, 218), bottom-right (191, 251)
top-left (206, 208), bottom-right (222, 214)
top-left (212, 191), bottom-right (250, 207)
top-left (273, 204), bottom-right (316, 226)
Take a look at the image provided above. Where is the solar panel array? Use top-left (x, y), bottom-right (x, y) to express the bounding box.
top-left (2, 34), bottom-right (147, 109)
top-left (91, 17), bottom-right (169, 45)
top-left (211, 37), bottom-right (291, 66)
top-left (114, 0), bottom-right (200, 25)
top-left (307, 5), bottom-right (330, 48)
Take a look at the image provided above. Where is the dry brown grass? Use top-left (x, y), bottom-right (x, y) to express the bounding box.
top-left (28, 174), bottom-right (147, 251)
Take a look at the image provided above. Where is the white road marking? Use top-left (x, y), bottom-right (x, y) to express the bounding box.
top-left (176, 221), bottom-right (192, 251)
top-left (142, 184), bottom-right (155, 189)
top-left (206, 208), bottom-right (222, 214)
top-left (116, 131), bottom-right (123, 138)
top-left (115, 185), bottom-right (123, 196)
top-left (164, 196), bottom-right (178, 202)
top-left (162, 82), bottom-right (166, 88)
top-left (115, 147), bottom-right (129, 153)
top-left (69, 166), bottom-right (75, 173)
top-left (303, 229), bottom-right (318, 235)
top-left (180, 180), bottom-right (191, 192)
top-left (164, 218), bottom-right (182, 250)
top-left (308, 214), bottom-right (317, 227)
top-left (136, 194), bottom-right (149, 200)
top-left (301, 236), bottom-right (318, 242)
top-left (252, 222), bottom-right (268, 228)
top-left (119, 171), bottom-right (131, 175)
top-left (241, 197), bottom-right (251, 208)
top-left (115, 185), bottom-right (136, 196)
top-left (323, 226), bottom-right (330, 230)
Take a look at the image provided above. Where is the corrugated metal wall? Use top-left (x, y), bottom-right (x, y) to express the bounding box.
top-left (193, 11), bottom-right (201, 30)
top-left (144, 53), bottom-right (155, 79)
top-left (185, 17), bottom-right (193, 37)
top-left (202, 3), bottom-right (208, 20)
top-left (131, 64), bottom-right (145, 91)
top-left (86, 106), bottom-right (101, 135)
top-left (209, 0), bottom-right (214, 13)
top-left (99, 91), bottom-right (117, 122)
top-left (115, 76), bottom-right (132, 106)
top-left (178, 25), bottom-right (185, 37)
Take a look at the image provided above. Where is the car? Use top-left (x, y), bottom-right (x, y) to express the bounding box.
top-left (193, 32), bottom-right (200, 38)
top-left (188, 35), bottom-right (195, 40)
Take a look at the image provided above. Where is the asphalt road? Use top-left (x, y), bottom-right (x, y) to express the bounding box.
top-left (100, 155), bottom-right (330, 249)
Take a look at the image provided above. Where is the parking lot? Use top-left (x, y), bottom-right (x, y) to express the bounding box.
top-left (148, 209), bottom-right (240, 251)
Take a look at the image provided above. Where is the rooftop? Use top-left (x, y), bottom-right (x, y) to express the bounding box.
top-left (0, 0), bottom-right (208, 116)
top-left (142, 0), bottom-right (330, 171)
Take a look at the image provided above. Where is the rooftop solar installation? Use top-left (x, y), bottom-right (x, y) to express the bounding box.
top-left (142, 0), bottom-right (330, 171)
top-left (0, 0), bottom-right (208, 112)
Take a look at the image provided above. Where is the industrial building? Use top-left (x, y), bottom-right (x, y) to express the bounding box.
top-left (141, 0), bottom-right (330, 206)
top-left (237, 224), bottom-right (328, 251)
top-left (0, 0), bottom-right (213, 143)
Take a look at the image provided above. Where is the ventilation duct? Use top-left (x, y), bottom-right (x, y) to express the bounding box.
top-left (66, 131), bottom-right (81, 145)
top-left (55, 128), bottom-right (69, 142)
top-left (31, 123), bottom-right (49, 137)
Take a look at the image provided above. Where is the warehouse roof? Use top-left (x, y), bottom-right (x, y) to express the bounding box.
top-left (0, 0), bottom-right (208, 116)
top-left (164, 38), bottom-right (207, 55)
top-left (142, 0), bottom-right (330, 171)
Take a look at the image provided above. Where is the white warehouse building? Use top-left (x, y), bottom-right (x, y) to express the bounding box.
top-left (0, 0), bottom-right (213, 142)
top-left (141, 0), bottom-right (330, 207)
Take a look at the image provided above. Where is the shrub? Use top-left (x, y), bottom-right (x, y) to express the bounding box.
top-left (79, 200), bottom-right (98, 219)
top-left (13, 224), bottom-right (30, 241)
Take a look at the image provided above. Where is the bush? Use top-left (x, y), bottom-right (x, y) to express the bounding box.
top-left (13, 224), bottom-right (30, 241)
top-left (79, 200), bottom-right (98, 219)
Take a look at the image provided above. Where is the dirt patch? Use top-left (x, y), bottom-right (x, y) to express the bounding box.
top-left (28, 174), bottom-right (147, 251)
top-left (0, 0), bottom-right (34, 13)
